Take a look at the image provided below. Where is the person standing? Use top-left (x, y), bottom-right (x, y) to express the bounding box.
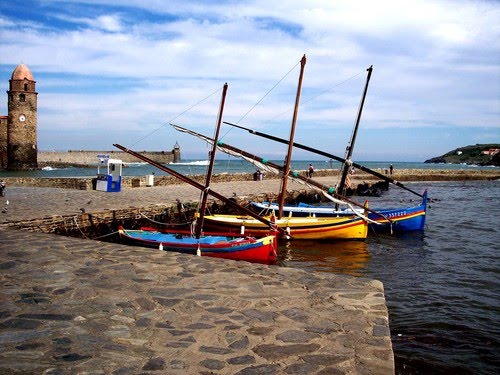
top-left (389, 164), bottom-right (394, 175)
top-left (308, 164), bottom-right (314, 178)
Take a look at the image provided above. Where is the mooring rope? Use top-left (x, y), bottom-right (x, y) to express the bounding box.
top-left (138, 211), bottom-right (191, 226)
top-left (93, 230), bottom-right (120, 240)
top-left (73, 217), bottom-right (89, 239)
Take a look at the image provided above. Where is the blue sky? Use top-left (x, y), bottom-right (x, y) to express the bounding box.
top-left (0, 0), bottom-right (499, 162)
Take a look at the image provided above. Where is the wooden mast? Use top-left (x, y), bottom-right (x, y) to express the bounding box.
top-left (170, 123), bottom-right (392, 221)
top-left (222, 121), bottom-right (424, 198)
top-left (195, 83), bottom-right (228, 239)
top-left (337, 65), bottom-right (373, 199)
top-left (113, 143), bottom-right (281, 230)
top-left (277, 54), bottom-right (307, 219)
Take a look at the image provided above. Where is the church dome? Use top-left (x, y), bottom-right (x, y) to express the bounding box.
top-left (11, 63), bottom-right (34, 81)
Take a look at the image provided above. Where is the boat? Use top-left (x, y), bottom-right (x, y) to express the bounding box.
top-left (224, 65), bottom-right (428, 233)
top-left (118, 227), bottom-right (277, 264)
top-left (171, 123), bottom-right (374, 239)
top-left (251, 189), bottom-right (427, 232)
top-left (186, 55), bottom-right (368, 241)
top-left (171, 124), bottom-right (371, 239)
top-left (222, 123), bottom-right (429, 233)
top-left (114, 83), bottom-right (278, 264)
top-left (170, 123), bottom-right (390, 224)
top-left (203, 213), bottom-right (368, 240)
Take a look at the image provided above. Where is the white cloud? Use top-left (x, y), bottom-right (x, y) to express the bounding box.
top-left (0, 0), bottom-right (499, 159)
top-left (0, 16), bottom-right (15, 27)
top-left (94, 14), bottom-right (123, 32)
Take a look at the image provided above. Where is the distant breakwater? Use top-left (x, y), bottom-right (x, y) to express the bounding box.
top-left (37, 150), bottom-right (178, 165)
top-left (1, 169), bottom-right (499, 190)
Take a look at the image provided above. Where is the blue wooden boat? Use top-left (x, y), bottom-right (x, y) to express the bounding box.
top-left (118, 227), bottom-right (277, 264)
top-left (251, 190), bottom-right (427, 233)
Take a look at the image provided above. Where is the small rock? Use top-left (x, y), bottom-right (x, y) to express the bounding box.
top-left (142, 357), bottom-right (166, 371)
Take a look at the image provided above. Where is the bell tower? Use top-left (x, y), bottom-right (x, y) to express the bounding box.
top-left (7, 63), bottom-right (38, 170)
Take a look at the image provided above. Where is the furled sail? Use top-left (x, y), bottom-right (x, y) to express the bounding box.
top-left (170, 123), bottom-right (383, 225)
top-left (171, 123), bottom-right (280, 175)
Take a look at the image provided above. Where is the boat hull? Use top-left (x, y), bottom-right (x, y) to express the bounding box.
top-left (118, 228), bottom-right (277, 264)
top-left (203, 215), bottom-right (368, 240)
top-left (251, 190), bottom-right (427, 233)
top-left (367, 206), bottom-right (426, 232)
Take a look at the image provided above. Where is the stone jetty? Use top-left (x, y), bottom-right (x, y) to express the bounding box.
top-left (0, 179), bottom-right (395, 374)
top-left (1, 168), bottom-right (499, 191)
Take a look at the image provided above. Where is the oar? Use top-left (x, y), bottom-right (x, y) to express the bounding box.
top-left (223, 121), bottom-right (424, 198)
top-left (113, 143), bottom-right (283, 234)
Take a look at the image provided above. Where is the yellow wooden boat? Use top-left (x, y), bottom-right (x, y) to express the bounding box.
top-left (203, 214), bottom-right (368, 240)
top-left (202, 56), bottom-right (367, 241)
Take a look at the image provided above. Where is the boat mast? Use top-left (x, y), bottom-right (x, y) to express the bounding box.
top-left (195, 83), bottom-right (228, 239)
top-left (337, 65), bottom-right (373, 200)
top-left (278, 54), bottom-right (307, 219)
top-left (113, 143), bottom-right (281, 229)
top-left (223, 121), bottom-right (423, 198)
top-left (170, 123), bottom-right (391, 221)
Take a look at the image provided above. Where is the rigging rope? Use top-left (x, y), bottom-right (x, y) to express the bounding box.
top-left (130, 86), bottom-right (223, 148)
top-left (344, 84), bottom-right (365, 160)
top-left (219, 59), bottom-right (301, 141)
top-left (262, 70), bottom-right (366, 128)
top-left (235, 61), bottom-right (300, 124)
top-left (127, 66), bottom-right (365, 149)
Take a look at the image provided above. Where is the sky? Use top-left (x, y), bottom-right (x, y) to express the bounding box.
top-left (0, 0), bottom-right (499, 162)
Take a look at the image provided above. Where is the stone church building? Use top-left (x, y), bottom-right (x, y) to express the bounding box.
top-left (0, 63), bottom-right (38, 170)
top-left (1, 64), bottom-right (180, 169)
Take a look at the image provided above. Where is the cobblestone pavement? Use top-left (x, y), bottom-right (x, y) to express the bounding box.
top-left (0, 182), bottom-right (394, 374)
top-left (0, 179), bottom-right (293, 224)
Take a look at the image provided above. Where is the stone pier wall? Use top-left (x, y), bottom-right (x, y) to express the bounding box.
top-left (38, 150), bottom-right (177, 165)
top-left (6, 205), bottom-right (176, 234)
top-left (0, 172), bottom-right (262, 190)
top-left (1, 169), bottom-right (499, 190)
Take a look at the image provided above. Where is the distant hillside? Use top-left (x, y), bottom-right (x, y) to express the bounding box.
top-left (425, 144), bottom-right (500, 166)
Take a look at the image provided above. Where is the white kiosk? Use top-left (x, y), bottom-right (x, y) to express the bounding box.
top-left (95, 155), bottom-right (122, 192)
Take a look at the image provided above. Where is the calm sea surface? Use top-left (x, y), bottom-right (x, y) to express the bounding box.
top-left (279, 180), bottom-right (500, 375)
top-left (0, 159), bottom-right (497, 178)
top-left (1, 161), bottom-right (499, 374)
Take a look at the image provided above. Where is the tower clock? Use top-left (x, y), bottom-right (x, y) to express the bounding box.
top-left (7, 63), bottom-right (38, 170)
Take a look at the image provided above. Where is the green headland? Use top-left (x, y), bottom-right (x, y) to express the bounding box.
top-left (425, 144), bottom-right (500, 166)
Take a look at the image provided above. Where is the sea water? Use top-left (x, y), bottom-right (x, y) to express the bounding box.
top-left (280, 180), bottom-right (500, 374)
top-left (0, 159), bottom-right (496, 178)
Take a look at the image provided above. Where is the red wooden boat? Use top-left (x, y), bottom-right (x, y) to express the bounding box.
top-left (114, 83), bottom-right (279, 264)
top-left (118, 227), bottom-right (277, 264)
